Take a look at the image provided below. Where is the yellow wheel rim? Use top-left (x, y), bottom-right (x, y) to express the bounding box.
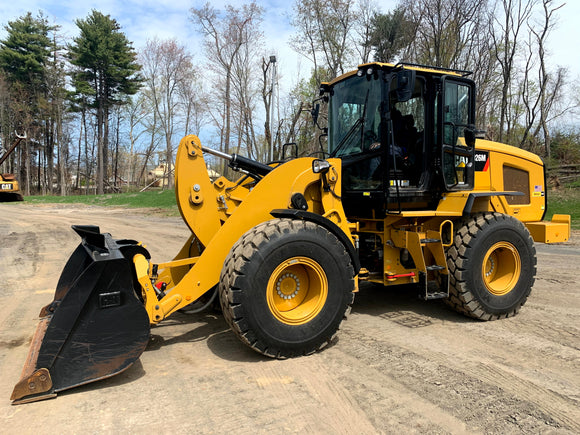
top-left (482, 242), bottom-right (521, 296)
top-left (266, 257), bottom-right (328, 325)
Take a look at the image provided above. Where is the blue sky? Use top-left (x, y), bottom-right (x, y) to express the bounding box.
top-left (0, 0), bottom-right (578, 91)
top-left (0, 0), bottom-right (326, 94)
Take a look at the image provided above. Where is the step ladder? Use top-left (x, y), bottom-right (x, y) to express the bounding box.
top-left (396, 229), bottom-right (450, 300)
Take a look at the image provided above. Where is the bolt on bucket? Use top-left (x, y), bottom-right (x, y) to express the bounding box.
top-left (11, 225), bottom-right (151, 404)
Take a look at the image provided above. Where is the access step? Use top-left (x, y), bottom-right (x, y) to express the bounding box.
top-left (425, 291), bottom-right (449, 300)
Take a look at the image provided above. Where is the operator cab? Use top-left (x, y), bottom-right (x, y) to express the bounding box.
top-left (325, 62), bottom-right (476, 218)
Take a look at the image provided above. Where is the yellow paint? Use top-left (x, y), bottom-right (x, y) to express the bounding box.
top-left (482, 241), bottom-right (521, 296)
top-left (143, 136), bottom-right (353, 322)
top-left (266, 256), bottom-right (328, 325)
top-left (136, 133), bottom-right (571, 322)
top-left (526, 214), bottom-right (571, 243)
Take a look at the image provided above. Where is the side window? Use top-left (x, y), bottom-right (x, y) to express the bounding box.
top-left (442, 80), bottom-right (474, 188)
top-left (444, 81), bottom-right (471, 144)
top-left (388, 77), bottom-right (426, 188)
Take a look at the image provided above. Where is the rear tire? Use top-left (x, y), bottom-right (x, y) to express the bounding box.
top-left (219, 218), bottom-right (355, 358)
top-left (445, 212), bottom-right (536, 320)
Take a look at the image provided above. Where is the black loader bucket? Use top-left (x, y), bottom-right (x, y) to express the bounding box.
top-left (11, 225), bottom-right (151, 404)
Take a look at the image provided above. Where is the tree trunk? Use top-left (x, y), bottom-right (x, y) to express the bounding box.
top-left (96, 75), bottom-right (105, 194)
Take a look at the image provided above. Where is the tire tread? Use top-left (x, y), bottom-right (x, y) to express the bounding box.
top-left (219, 219), bottom-right (355, 358)
top-left (445, 212), bottom-right (537, 320)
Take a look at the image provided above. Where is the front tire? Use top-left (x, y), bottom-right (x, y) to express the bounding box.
top-left (219, 219), bottom-right (355, 358)
top-left (446, 212), bottom-right (536, 320)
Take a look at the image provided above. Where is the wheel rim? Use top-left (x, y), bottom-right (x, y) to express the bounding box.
top-left (481, 242), bottom-right (521, 296)
top-left (266, 257), bottom-right (328, 325)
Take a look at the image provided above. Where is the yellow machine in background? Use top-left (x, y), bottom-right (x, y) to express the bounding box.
top-left (0, 133), bottom-right (25, 202)
top-left (11, 63), bottom-right (570, 404)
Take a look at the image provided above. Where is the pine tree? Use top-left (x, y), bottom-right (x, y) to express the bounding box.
top-left (68, 10), bottom-right (142, 194)
top-left (0, 12), bottom-right (54, 195)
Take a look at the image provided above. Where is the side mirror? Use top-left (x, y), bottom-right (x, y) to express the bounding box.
top-left (464, 126), bottom-right (476, 148)
top-left (396, 69), bottom-right (416, 102)
top-left (282, 142), bottom-right (298, 160)
top-left (311, 103), bottom-right (320, 127)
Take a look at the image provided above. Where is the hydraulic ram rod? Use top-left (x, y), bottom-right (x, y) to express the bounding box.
top-left (201, 146), bottom-right (273, 177)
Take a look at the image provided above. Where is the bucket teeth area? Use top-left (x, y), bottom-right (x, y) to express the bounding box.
top-left (11, 368), bottom-right (54, 404)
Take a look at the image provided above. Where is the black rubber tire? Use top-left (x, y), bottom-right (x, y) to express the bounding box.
top-left (219, 218), bottom-right (355, 358)
top-left (445, 212), bottom-right (537, 320)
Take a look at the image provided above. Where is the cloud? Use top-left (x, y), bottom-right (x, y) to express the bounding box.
top-left (1, 0), bottom-right (577, 84)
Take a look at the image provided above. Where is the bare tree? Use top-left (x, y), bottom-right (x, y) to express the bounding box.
top-left (140, 38), bottom-right (194, 188)
top-left (261, 56), bottom-right (275, 160)
top-left (122, 94), bottom-right (151, 186)
top-left (528, 0), bottom-right (566, 158)
top-left (178, 72), bottom-right (206, 138)
top-left (489, 0), bottom-right (536, 143)
top-left (353, 0), bottom-right (378, 64)
top-left (191, 2), bottom-right (263, 174)
top-left (400, 0), bottom-right (488, 68)
top-left (290, 0), bottom-right (357, 84)
top-left (230, 16), bottom-right (263, 159)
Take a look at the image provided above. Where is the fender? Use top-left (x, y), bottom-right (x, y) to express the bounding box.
top-left (270, 208), bottom-right (361, 274)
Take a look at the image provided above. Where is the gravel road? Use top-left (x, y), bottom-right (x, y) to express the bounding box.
top-left (1, 203), bottom-right (578, 434)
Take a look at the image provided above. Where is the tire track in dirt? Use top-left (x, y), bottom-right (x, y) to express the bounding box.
top-left (317, 345), bottom-right (474, 434)
top-left (338, 315), bottom-right (577, 433)
top-left (469, 362), bottom-right (580, 432)
top-left (243, 358), bottom-right (379, 434)
top-left (1, 205), bottom-right (578, 433)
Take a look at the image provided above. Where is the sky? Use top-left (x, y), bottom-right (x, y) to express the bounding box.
top-left (0, 0), bottom-right (578, 100)
top-left (0, 0), bottom-right (317, 95)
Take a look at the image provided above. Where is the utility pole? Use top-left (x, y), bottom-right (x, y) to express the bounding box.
top-left (269, 55), bottom-right (277, 162)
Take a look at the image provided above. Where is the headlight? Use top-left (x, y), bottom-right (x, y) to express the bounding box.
top-left (312, 159), bottom-right (330, 174)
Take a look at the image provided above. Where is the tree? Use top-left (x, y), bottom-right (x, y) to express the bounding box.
top-left (353, 0), bottom-right (378, 64)
top-left (399, 0), bottom-right (488, 68)
top-left (123, 94), bottom-right (150, 186)
top-left (290, 0), bottom-right (357, 85)
top-left (0, 12), bottom-right (54, 195)
top-left (527, 0), bottom-right (566, 158)
top-left (0, 12), bottom-right (51, 90)
top-left (68, 10), bottom-right (142, 194)
top-left (368, 6), bottom-right (415, 62)
top-left (44, 28), bottom-right (68, 195)
top-left (191, 2), bottom-right (263, 174)
top-left (489, 0), bottom-right (536, 143)
top-left (230, 25), bottom-right (263, 160)
top-left (140, 38), bottom-right (195, 188)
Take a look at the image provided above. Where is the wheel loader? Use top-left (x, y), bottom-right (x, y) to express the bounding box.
top-left (0, 133), bottom-right (25, 202)
top-left (11, 62), bottom-right (571, 404)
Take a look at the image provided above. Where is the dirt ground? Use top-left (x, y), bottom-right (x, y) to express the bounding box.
top-left (0, 203), bottom-right (578, 434)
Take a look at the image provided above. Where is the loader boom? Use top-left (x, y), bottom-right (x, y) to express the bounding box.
top-left (152, 135), bottom-right (354, 320)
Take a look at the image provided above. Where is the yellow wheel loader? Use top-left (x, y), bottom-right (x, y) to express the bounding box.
top-left (11, 63), bottom-right (571, 404)
top-left (0, 133), bottom-right (25, 202)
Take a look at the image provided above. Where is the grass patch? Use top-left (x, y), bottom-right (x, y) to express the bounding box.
top-left (27, 189), bottom-right (178, 212)
top-left (23, 186), bottom-right (579, 229)
top-left (546, 187), bottom-right (580, 230)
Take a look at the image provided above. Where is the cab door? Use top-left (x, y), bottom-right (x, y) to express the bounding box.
top-left (439, 77), bottom-right (476, 190)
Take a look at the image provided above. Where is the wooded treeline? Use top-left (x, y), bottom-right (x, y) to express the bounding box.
top-left (0, 0), bottom-right (578, 196)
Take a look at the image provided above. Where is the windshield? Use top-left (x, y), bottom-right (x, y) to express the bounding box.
top-left (328, 75), bottom-right (382, 157)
